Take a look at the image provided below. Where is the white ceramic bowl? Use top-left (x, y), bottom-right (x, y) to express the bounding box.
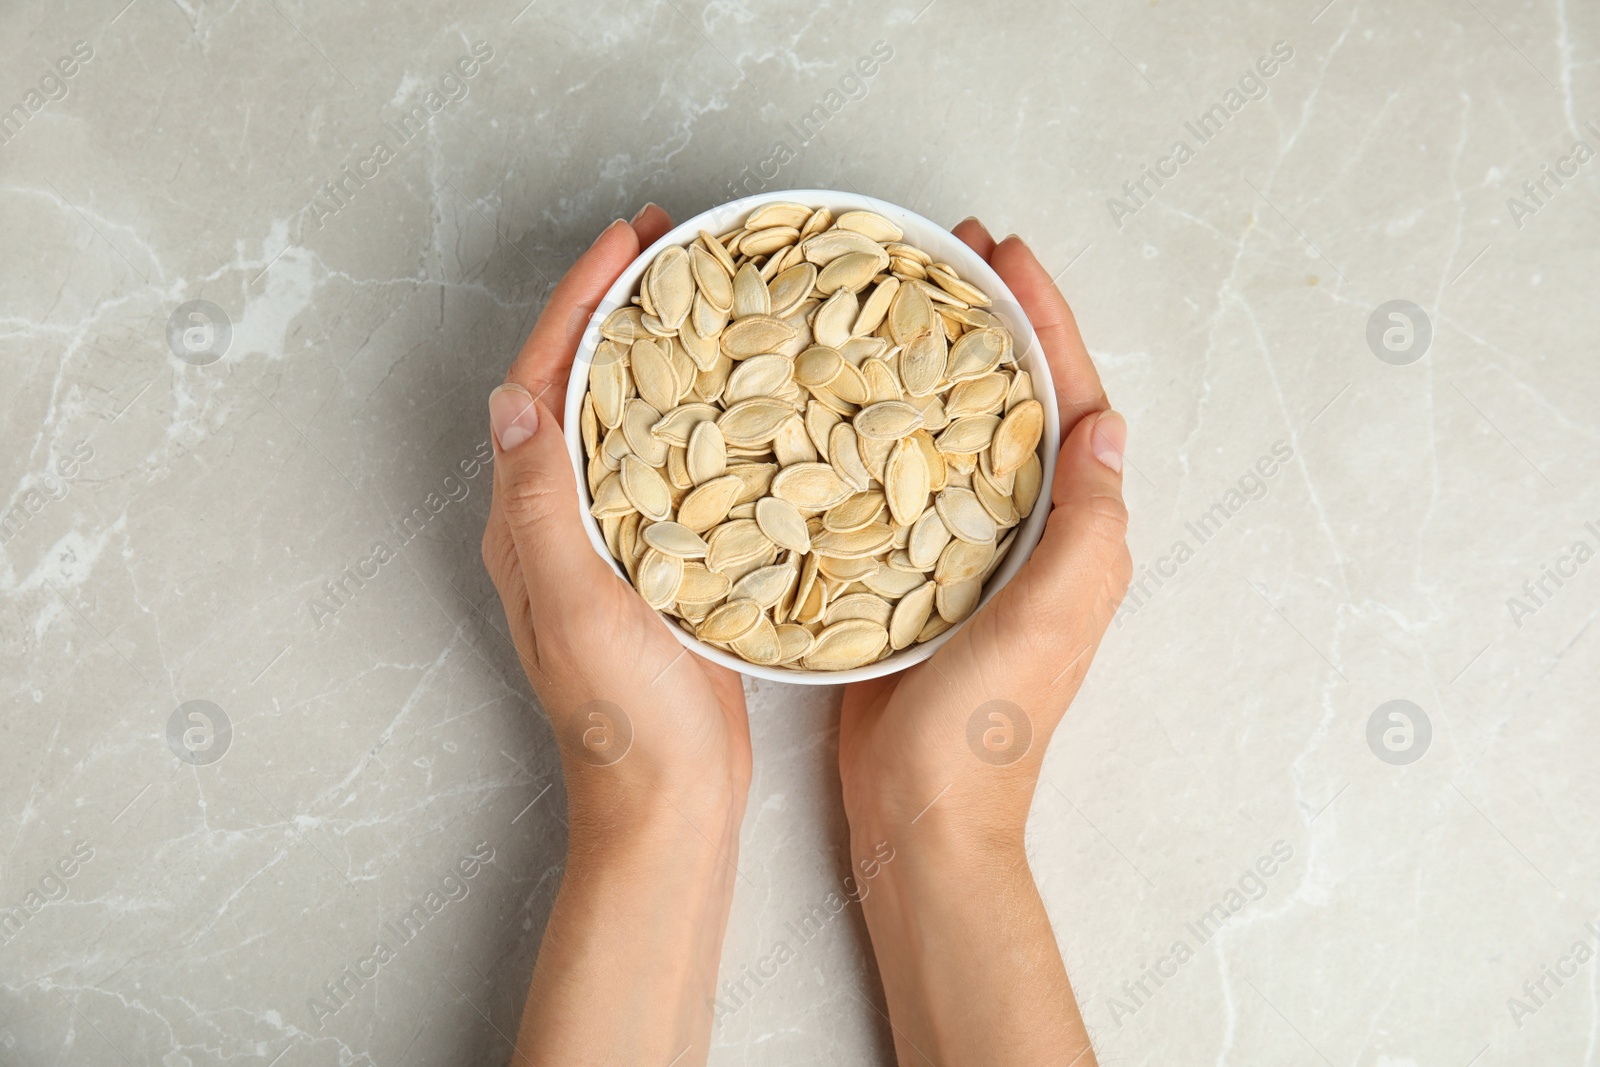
top-left (563, 189), bottom-right (1059, 684)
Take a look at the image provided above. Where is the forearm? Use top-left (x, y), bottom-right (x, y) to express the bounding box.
top-left (515, 788), bottom-right (745, 1066)
top-left (848, 811), bottom-right (1096, 1066)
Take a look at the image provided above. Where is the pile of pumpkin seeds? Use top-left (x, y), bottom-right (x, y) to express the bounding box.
top-left (579, 202), bottom-right (1045, 671)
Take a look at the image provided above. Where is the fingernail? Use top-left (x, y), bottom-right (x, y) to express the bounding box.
top-left (630, 202), bottom-right (657, 225)
top-left (490, 383), bottom-right (539, 451)
top-left (957, 215), bottom-right (981, 228)
top-left (1091, 411), bottom-right (1126, 473)
top-left (596, 218), bottom-right (627, 243)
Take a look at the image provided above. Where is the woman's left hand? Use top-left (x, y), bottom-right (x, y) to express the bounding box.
top-left (481, 206), bottom-right (752, 821)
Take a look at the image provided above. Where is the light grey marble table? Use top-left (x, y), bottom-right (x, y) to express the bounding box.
top-left (3, 1), bottom-right (1597, 1064)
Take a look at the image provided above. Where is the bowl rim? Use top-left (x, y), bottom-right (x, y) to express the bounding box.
top-left (561, 189), bottom-right (1060, 685)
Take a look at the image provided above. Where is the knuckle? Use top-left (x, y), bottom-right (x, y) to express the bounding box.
top-left (479, 522), bottom-right (497, 571)
top-left (1103, 544), bottom-right (1134, 613)
top-left (480, 521), bottom-right (501, 573)
top-left (480, 521), bottom-right (518, 593)
top-left (1113, 543), bottom-right (1134, 593)
top-left (1071, 489), bottom-right (1129, 546)
top-left (500, 468), bottom-right (570, 532)
top-left (1056, 489), bottom-right (1132, 547)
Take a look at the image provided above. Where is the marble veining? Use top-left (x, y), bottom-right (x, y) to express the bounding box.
top-left (2, 0), bottom-right (1597, 1063)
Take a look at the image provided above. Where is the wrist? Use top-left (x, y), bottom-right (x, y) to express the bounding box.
top-left (847, 797), bottom-right (1027, 881)
top-left (564, 767), bottom-right (744, 872)
top-left (548, 686), bottom-right (751, 812)
top-left (558, 712), bottom-right (750, 831)
top-left (843, 767), bottom-right (1033, 861)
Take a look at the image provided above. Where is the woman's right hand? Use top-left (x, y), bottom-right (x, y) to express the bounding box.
top-left (836, 221), bottom-right (1123, 1067)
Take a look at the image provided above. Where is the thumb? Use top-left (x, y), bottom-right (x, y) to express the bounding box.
top-left (1009, 409), bottom-right (1132, 634)
top-left (489, 383), bottom-right (618, 622)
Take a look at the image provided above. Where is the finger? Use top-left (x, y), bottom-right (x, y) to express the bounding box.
top-left (1007, 410), bottom-right (1131, 641)
top-left (951, 217), bottom-right (996, 262)
top-left (505, 219), bottom-right (643, 426)
top-left (630, 202), bottom-right (674, 247)
top-left (488, 384), bottom-right (622, 624)
top-left (989, 235), bottom-right (1107, 439)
